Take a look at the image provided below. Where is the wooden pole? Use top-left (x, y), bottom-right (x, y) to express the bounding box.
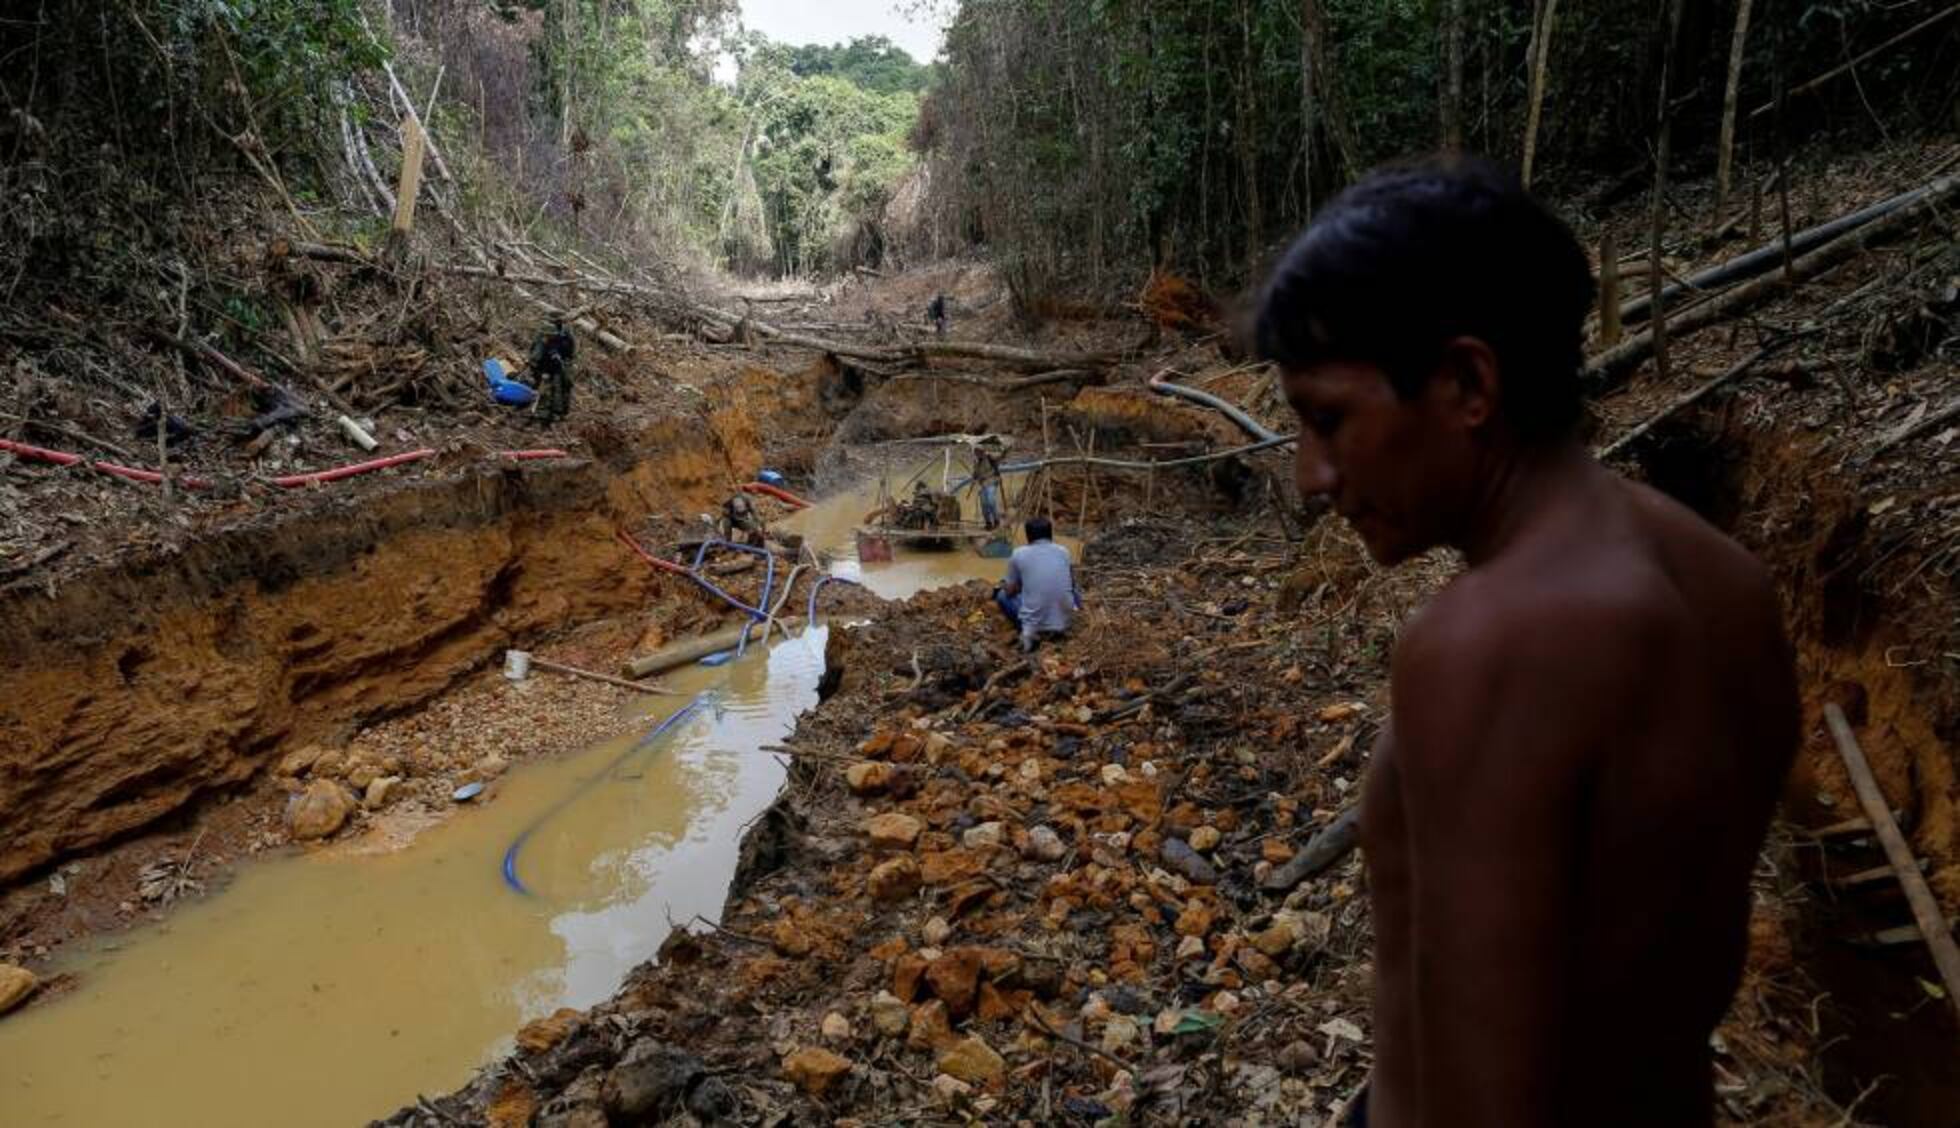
top-left (528, 656), bottom-right (673, 695)
top-left (1823, 704), bottom-right (1960, 1025)
top-left (1599, 229), bottom-right (1622, 346)
top-left (393, 118), bottom-right (427, 235)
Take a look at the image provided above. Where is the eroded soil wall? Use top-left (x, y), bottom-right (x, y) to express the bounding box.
top-left (0, 408), bottom-right (762, 882)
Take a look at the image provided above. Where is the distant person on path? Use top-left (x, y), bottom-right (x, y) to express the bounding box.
top-left (1254, 155), bottom-right (1797, 1128)
top-left (927, 293), bottom-right (949, 338)
top-left (526, 318), bottom-right (576, 425)
top-left (993, 516), bottom-right (1080, 652)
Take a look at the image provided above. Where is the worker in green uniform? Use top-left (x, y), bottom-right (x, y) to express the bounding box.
top-left (527, 318), bottom-right (577, 425)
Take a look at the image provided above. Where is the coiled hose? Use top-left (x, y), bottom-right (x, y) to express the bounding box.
top-left (500, 691), bottom-right (716, 895)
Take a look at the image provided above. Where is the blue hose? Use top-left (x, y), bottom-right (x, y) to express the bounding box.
top-left (807, 574), bottom-right (862, 628)
top-left (500, 691), bottom-right (715, 896)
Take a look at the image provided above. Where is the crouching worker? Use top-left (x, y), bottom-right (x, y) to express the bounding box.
top-left (992, 517), bottom-right (1080, 652)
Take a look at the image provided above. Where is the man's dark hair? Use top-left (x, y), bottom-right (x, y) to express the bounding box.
top-left (1254, 154), bottom-right (1594, 440)
top-left (1025, 516), bottom-right (1053, 542)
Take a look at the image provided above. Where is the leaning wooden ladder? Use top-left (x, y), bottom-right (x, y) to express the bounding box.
top-left (1822, 703), bottom-right (1960, 1026)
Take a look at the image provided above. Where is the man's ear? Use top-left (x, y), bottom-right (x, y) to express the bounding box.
top-left (1438, 336), bottom-right (1500, 430)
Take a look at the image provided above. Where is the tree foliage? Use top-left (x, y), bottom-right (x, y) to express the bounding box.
top-left (787, 35), bottom-right (935, 95)
top-left (909, 0), bottom-right (1960, 303)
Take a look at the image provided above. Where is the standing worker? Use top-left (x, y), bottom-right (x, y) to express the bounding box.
top-left (992, 516), bottom-right (1080, 653)
top-left (527, 317), bottom-right (577, 425)
top-left (972, 437), bottom-right (1006, 531)
top-left (927, 293), bottom-right (949, 338)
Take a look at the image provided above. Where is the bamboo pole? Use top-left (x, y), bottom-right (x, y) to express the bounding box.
top-left (528, 656), bottom-right (674, 695)
top-left (1823, 704), bottom-right (1960, 1025)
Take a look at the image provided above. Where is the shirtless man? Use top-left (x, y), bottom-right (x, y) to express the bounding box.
top-left (1254, 157), bottom-right (1798, 1127)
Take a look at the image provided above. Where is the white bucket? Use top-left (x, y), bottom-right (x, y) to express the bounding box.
top-left (503, 650), bottom-right (532, 681)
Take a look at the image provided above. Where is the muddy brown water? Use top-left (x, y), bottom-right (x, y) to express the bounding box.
top-left (0, 468), bottom-right (1025, 1127)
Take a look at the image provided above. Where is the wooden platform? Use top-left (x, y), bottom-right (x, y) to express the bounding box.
top-left (856, 523), bottom-right (1008, 561)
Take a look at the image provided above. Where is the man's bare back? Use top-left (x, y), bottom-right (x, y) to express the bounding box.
top-left (1362, 453), bottom-right (1797, 1126)
top-left (1253, 157), bottom-right (1799, 1126)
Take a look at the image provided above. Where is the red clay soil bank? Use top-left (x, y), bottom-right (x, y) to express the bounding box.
top-left (0, 412), bottom-right (759, 883)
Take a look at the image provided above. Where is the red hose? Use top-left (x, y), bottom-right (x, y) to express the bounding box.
top-left (271, 449), bottom-right (437, 488)
top-left (9, 440), bottom-right (557, 493)
top-left (0, 439), bottom-right (84, 466)
top-left (94, 462), bottom-right (214, 490)
top-left (616, 530), bottom-right (691, 576)
top-left (742, 481), bottom-right (812, 509)
top-left (3, 440), bottom-right (212, 488)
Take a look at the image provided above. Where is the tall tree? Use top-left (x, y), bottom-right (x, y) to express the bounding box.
top-left (1442, 0), bottom-right (1466, 150)
top-left (1715, 0), bottom-right (1756, 216)
top-left (1520, 0), bottom-right (1559, 186)
top-left (1648, 0), bottom-right (1689, 382)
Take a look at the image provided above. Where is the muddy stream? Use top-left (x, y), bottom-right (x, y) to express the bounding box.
top-left (0, 468), bottom-right (1013, 1127)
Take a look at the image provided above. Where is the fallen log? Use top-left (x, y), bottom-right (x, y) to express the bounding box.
top-left (1823, 703), bottom-right (1960, 1026)
top-left (1586, 173), bottom-right (1960, 391)
top-left (1620, 176), bottom-right (1953, 326)
top-left (1595, 333), bottom-right (1811, 460)
top-left (1868, 396), bottom-right (1960, 461)
top-left (624, 624), bottom-right (757, 678)
top-left (1747, 6), bottom-right (1960, 122)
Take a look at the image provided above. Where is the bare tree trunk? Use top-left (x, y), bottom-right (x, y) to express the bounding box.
top-left (1521, 0), bottom-right (1560, 187)
top-left (1301, 0), bottom-right (1360, 182)
top-left (1299, 2), bottom-right (1315, 219)
top-left (1648, 0), bottom-right (1688, 382)
top-left (1237, 0), bottom-right (1264, 272)
top-left (1442, 0), bottom-right (1466, 149)
top-left (1715, 0), bottom-right (1755, 216)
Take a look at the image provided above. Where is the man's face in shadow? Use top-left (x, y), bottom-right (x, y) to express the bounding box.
top-left (1279, 340), bottom-right (1498, 565)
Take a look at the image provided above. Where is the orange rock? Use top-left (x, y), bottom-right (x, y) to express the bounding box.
top-left (890, 734), bottom-right (922, 763)
top-left (860, 730), bottom-right (897, 758)
top-left (920, 848), bottom-right (986, 886)
top-left (977, 982), bottom-right (1032, 1022)
top-left (1262, 838), bottom-right (1296, 865)
top-left (893, 952), bottom-right (929, 1002)
top-left (868, 855), bottom-right (921, 902)
top-left (514, 1007), bottom-right (581, 1054)
top-left (936, 1035), bottom-right (1007, 1085)
top-left (864, 812), bottom-right (923, 850)
top-left (1236, 947), bottom-right (1280, 981)
top-left (845, 762), bottom-right (896, 795)
top-left (906, 999), bottom-right (959, 1052)
top-left (868, 936), bottom-right (909, 962)
top-left (1174, 903), bottom-right (1215, 937)
top-left (926, 948), bottom-right (984, 1017)
top-left (782, 1047), bottom-right (854, 1096)
top-left (772, 918), bottom-right (813, 957)
top-left (485, 1081), bottom-right (537, 1128)
top-left (1317, 702), bottom-right (1365, 724)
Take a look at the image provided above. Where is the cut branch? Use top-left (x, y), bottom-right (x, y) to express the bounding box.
top-left (1587, 173), bottom-right (1960, 390)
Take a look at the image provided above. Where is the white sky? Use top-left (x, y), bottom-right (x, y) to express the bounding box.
top-left (737, 0), bottom-right (953, 63)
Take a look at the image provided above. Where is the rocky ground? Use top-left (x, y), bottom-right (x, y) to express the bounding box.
top-left (388, 509), bottom-right (1846, 1128)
